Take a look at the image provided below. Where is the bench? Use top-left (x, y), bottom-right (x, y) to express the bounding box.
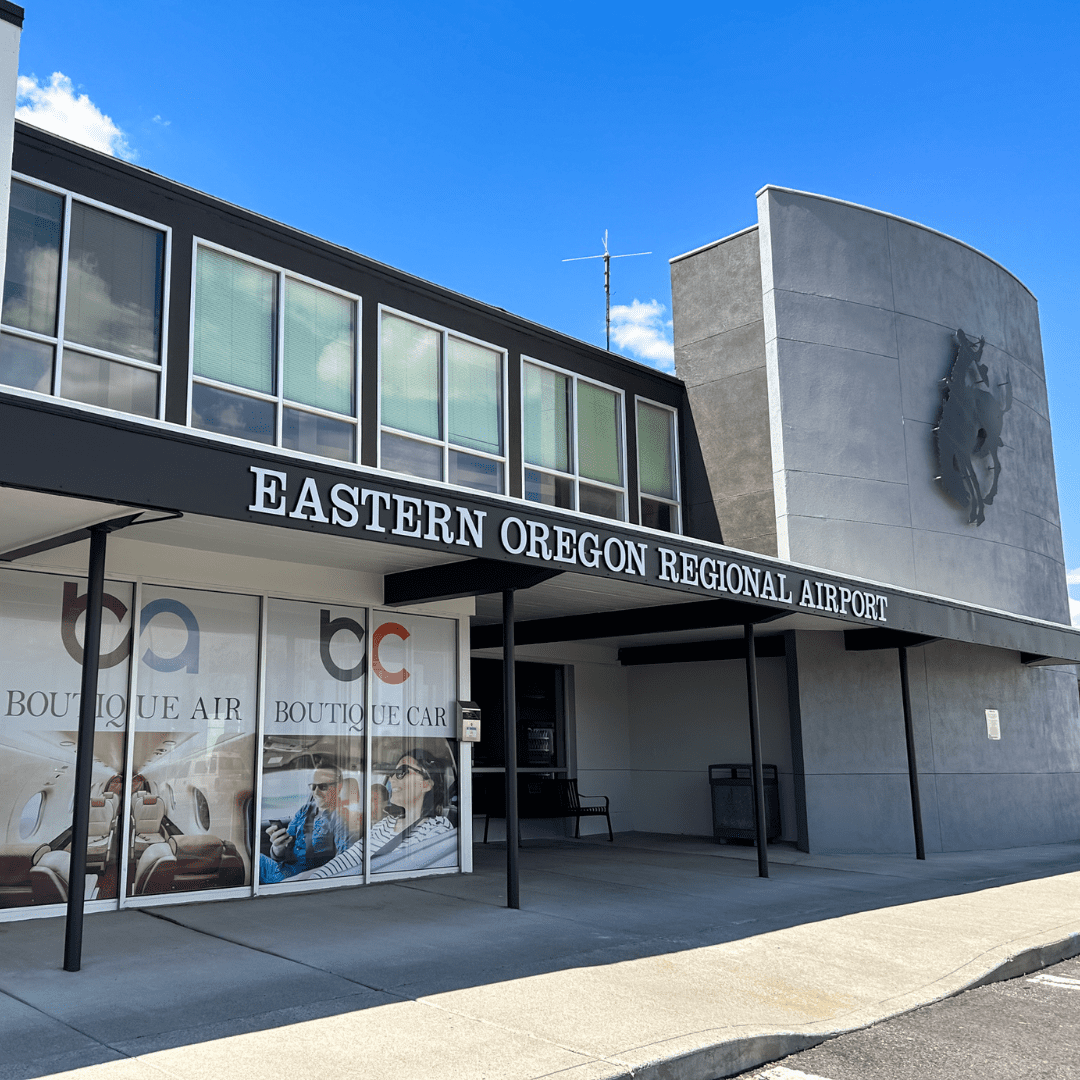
top-left (477, 776), bottom-right (613, 842)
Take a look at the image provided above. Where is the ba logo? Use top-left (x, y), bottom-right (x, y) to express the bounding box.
top-left (61, 584), bottom-right (201, 673)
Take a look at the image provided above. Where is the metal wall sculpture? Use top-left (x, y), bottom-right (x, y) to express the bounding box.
top-left (933, 329), bottom-right (1012, 526)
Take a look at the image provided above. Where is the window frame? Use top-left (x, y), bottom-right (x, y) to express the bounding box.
top-left (520, 355), bottom-right (629, 522)
top-left (376, 303), bottom-right (509, 494)
top-left (1, 171), bottom-right (172, 420)
top-left (633, 393), bottom-right (682, 534)
top-left (187, 237), bottom-right (363, 463)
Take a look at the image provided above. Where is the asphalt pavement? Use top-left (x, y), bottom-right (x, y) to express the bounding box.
top-left (0, 833), bottom-right (1077, 1080)
top-left (739, 953), bottom-right (1080, 1079)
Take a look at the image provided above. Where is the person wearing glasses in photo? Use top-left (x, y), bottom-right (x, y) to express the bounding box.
top-left (259, 763), bottom-right (358, 883)
top-left (295, 748), bottom-right (456, 880)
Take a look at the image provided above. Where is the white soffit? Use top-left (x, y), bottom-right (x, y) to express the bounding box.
top-left (116, 512), bottom-right (475, 578)
top-left (0, 486), bottom-right (139, 556)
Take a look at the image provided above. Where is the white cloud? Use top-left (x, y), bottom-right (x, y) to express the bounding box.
top-left (1071, 596), bottom-right (1080, 628)
top-left (1067, 567), bottom-right (1080, 585)
top-left (16, 73), bottom-right (133, 160)
top-left (610, 298), bottom-right (675, 372)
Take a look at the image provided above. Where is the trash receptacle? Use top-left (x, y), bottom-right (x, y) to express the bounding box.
top-left (708, 763), bottom-right (782, 842)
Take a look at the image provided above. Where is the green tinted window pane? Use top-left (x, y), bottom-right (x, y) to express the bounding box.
top-left (448, 337), bottom-right (501, 455)
top-left (523, 363), bottom-right (569, 472)
top-left (577, 381), bottom-right (622, 486)
top-left (637, 401), bottom-right (674, 499)
top-left (381, 313), bottom-right (440, 438)
top-left (3, 181), bottom-right (62, 336)
top-left (65, 202), bottom-right (164, 363)
top-left (193, 248), bottom-right (275, 394)
top-left (283, 278), bottom-right (354, 415)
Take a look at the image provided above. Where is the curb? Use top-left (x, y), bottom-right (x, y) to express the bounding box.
top-left (614, 931), bottom-right (1080, 1080)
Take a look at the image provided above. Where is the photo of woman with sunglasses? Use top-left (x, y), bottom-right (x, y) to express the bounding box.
top-left (296, 741), bottom-right (458, 880)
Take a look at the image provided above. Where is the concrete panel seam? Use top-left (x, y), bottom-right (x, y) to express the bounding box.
top-left (674, 316), bottom-right (765, 351)
top-left (1020, 508), bottom-right (1065, 534)
top-left (784, 468), bottom-right (910, 488)
top-left (783, 510), bottom-right (914, 529)
top-left (771, 284), bottom-right (899, 317)
top-left (770, 332), bottom-right (901, 362)
top-left (896, 313), bottom-right (1043, 377)
top-left (907, 528), bottom-right (1068, 564)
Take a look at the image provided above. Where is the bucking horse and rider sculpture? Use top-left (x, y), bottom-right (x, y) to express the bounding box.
top-left (933, 329), bottom-right (1012, 526)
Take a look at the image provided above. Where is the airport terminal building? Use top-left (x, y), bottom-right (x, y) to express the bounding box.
top-left (0, 7), bottom-right (1077, 923)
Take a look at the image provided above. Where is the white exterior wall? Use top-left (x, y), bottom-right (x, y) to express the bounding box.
top-left (625, 658), bottom-right (797, 841)
top-left (572, 660), bottom-right (633, 837)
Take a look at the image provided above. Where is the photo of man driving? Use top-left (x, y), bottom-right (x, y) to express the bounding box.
top-left (259, 763), bottom-right (359, 883)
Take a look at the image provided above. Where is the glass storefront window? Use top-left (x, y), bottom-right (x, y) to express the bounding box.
top-left (0, 568), bottom-right (463, 919)
top-left (380, 308), bottom-right (506, 494)
top-left (296, 611), bottom-right (460, 881)
top-left (190, 244), bottom-right (359, 462)
top-left (259, 599), bottom-right (366, 888)
top-left (0, 179), bottom-right (167, 418)
top-left (0, 567), bottom-right (134, 910)
top-left (523, 358), bottom-right (627, 522)
top-left (127, 587), bottom-right (259, 898)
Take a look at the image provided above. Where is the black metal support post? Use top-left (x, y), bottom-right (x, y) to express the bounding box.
top-left (64, 525), bottom-right (108, 972)
top-left (502, 588), bottom-right (520, 909)
top-left (898, 646), bottom-right (926, 860)
top-left (744, 623), bottom-right (769, 879)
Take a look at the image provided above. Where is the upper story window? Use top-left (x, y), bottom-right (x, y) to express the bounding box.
top-left (379, 307), bottom-right (506, 494)
top-left (636, 397), bottom-right (681, 532)
top-left (189, 243), bottom-right (360, 463)
top-left (0, 177), bottom-right (168, 418)
top-left (522, 358), bottom-right (626, 521)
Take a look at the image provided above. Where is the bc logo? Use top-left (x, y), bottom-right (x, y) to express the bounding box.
top-left (61, 584), bottom-right (201, 674)
top-left (320, 609), bottom-right (366, 682)
top-left (372, 622), bottom-right (410, 685)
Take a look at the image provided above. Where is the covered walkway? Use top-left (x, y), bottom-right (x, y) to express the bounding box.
top-left (3, 834), bottom-right (1078, 1080)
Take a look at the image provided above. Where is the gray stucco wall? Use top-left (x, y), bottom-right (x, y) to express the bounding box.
top-left (793, 630), bottom-right (1080, 853)
top-left (757, 188), bottom-right (1070, 623)
top-left (670, 229), bottom-right (777, 556)
top-left (625, 657), bottom-right (797, 840)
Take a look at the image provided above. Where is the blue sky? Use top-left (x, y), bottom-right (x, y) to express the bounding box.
top-left (14, 0), bottom-right (1080, 615)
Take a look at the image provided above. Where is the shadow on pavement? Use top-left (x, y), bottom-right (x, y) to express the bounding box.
top-left (0, 833), bottom-right (1077, 1080)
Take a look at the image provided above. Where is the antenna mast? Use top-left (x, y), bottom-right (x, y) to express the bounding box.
top-left (563, 230), bottom-right (651, 350)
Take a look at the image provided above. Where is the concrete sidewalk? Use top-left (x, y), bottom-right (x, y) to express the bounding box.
top-left (1, 835), bottom-right (1078, 1080)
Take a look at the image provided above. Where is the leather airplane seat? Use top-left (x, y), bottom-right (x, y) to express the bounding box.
top-left (171, 834), bottom-right (246, 889)
top-left (131, 794), bottom-right (168, 856)
top-left (133, 841), bottom-right (177, 895)
top-left (28, 849), bottom-right (70, 905)
top-left (0, 843), bottom-right (50, 907)
top-left (85, 798), bottom-right (115, 873)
